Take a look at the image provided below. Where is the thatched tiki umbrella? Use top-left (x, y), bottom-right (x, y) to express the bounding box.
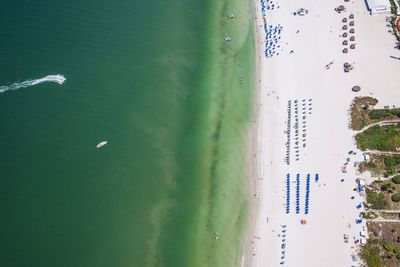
top-left (352, 86), bottom-right (361, 92)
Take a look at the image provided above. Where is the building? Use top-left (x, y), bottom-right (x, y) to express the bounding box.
top-left (365, 0), bottom-right (392, 15)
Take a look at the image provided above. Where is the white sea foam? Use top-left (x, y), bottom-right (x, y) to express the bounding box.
top-left (0, 74), bottom-right (66, 93)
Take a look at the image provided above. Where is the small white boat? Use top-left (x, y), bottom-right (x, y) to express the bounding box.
top-left (96, 141), bottom-right (108, 148)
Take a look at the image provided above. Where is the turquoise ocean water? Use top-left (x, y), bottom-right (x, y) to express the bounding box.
top-left (0, 0), bottom-right (255, 266)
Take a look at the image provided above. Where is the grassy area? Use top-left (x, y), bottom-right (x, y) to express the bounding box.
top-left (384, 156), bottom-right (400, 175)
top-left (365, 177), bottom-right (400, 210)
top-left (355, 125), bottom-right (400, 151)
top-left (359, 155), bottom-right (400, 176)
top-left (350, 97), bottom-right (400, 131)
top-left (366, 187), bottom-right (388, 209)
top-left (362, 238), bottom-right (382, 267)
top-left (369, 109), bottom-right (400, 121)
top-left (363, 222), bottom-right (400, 267)
top-left (350, 97), bottom-right (378, 130)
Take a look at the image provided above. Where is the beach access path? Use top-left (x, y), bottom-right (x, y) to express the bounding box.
top-left (244, 0), bottom-right (400, 266)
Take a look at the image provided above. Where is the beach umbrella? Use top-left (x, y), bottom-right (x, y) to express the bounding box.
top-left (343, 48), bottom-right (348, 54)
top-left (342, 18), bottom-right (348, 23)
top-left (349, 14), bottom-right (354, 19)
top-left (343, 32), bottom-right (348, 38)
top-left (350, 44), bottom-right (356, 49)
top-left (349, 21), bottom-right (354, 26)
top-left (342, 25), bottom-right (348, 30)
top-left (352, 85), bottom-right (361, 92)
top-left (350, 28), bottom-right (355, 34)
top-left (350, 36), bottom-right (355, 41)
top-left (343, 40), bottom-right (348, 45)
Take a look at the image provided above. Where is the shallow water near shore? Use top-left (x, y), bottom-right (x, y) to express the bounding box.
top-left (0, 0), bottom-right (254, 266)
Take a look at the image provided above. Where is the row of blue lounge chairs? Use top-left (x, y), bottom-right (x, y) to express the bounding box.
top-left (305, 174), bottom-right (311, 214)
top-left (284, 100), bottom-right (292, 165)
top-left (285, 173), bottom-right (319, 215)
top-left (279, 224), bottom-right (287, 265)
top-left (296, 174), bottom-right (300, 214)
top-left (286, 174), bottom-right (290, 214)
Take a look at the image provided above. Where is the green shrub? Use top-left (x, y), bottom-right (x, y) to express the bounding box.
top-left (394, 247), bottom-right (400, 255)
top-left (393, 175), bottom-right (400, 184)
top-left (392, 193), bottom-right (400, 202)
top-left (384, 242), bottom-right (395, 252)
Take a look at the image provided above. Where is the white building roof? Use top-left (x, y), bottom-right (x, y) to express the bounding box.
top-left (365, 0), bottom-right (391, 14)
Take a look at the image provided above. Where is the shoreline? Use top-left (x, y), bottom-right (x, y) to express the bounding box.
top-left (243, 0), bottom-right (400, 266)
top-left (241, 0), bottom-right (265, 264)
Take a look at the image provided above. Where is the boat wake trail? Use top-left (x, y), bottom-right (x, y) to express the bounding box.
top-left (0, 74), bottom-right (66, 93)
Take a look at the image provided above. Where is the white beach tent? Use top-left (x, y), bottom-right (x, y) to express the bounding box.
top-left (365, 0), bottom-right (392, 15)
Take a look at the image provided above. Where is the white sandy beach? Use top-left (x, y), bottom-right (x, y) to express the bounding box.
top-left (244, 0), bottom-right (400, 266)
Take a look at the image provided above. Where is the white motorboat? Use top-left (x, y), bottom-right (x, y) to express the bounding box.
top-left (96, 141), bottom-right (108, 148)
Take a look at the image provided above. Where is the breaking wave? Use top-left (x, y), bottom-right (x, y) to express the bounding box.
top-left (0, 74), bottom-right (66, 93)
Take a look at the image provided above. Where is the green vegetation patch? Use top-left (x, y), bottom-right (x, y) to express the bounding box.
top-left (366, 253), bottom-right (382, 267)
top-left (365, 222), bottom-right (400, 266)
top-left (355, 125), bottom-right (400, 151)
top-left (366, 187), bottom-right (388, 209)
top-left (350, 96), bottom-right (400, 131)
top-left (384, 156), bottom-right (400, 175)
top-left (363, 239), bottom-right (383, 267)
top-left (393, 175), bottom-right (400, 184)
top-left (350, 97), bottom-right (378, 130)
top-left (359, 154), bottom-right (400, 177)
top-left (384, 242), bottom-right (395, 252)
top-left (369, 109), bottom-right (400, 121)
top-left (392, 193), bottom-right (400, 202)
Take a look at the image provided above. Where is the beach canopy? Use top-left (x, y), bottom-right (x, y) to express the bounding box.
top-left (352, 85), bottom-right (361, 92)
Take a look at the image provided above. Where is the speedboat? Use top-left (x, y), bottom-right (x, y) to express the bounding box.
top-left (96, 141), bottom-right (108, 148)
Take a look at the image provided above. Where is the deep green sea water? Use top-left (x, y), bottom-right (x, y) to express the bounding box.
top-left (0, 0), bottom-right (254, 266)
